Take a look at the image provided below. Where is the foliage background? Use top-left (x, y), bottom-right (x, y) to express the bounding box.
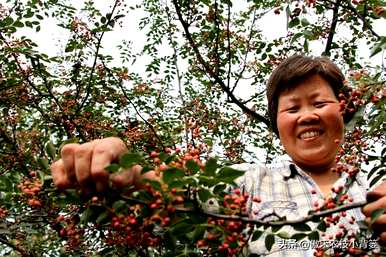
top-left (0, 0), bottom-right (385, 256)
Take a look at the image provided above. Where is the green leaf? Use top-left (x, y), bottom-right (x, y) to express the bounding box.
top-left (252, 230), bottom-right (263, 241)
top-left (164, 154), bottom-right (176, 164)
top-left (105, 163), bottom-right (120, 173)
top-left (13, 20), bottom-right (24, 27)
top-left (142, 179), bottom-right (162, 191)
top-left (217, 167), bottom-right (245, 184)
top-left (158, 152), bottom-right (169, 162)
top-left (204, 158), bottom-right (218, 176)
top-left (0, 176), bottom-right (12, 191)
top-left (303, 30), bottom-right (314, 40)
top-left (80, 207), bottom-right (94, 224)
top-left (198, 176), bottom-right (218, 187)
top-left (370, 172), bottom-right (385, 188)
top-left (288, 17), bottom-right (299, 28)
top-left (277, 232), bottom-right (290, 239)
top-left (171, 220), bottom-right (195, 236)
top-left (213, 183), bottom-right (226, 194)
top-left (304, 39), bottom-right (309, 52)
top-left (96, 211), bottom-right (109, 224)
top-left (37, 157), bottom-right (50, 171)
top-left (300, 18), bottom-right (310, 26)
top-left (112, 200), bottom-right (126, 212)
top-left (308, 231), bottom-right (319, 241)
top-left (119, 152), bottom-right (143, 168)
top-left (3, 17), bottom-right (14, 26)
top-left (164, 231), bottom-right (177, 249)
top-left (370, 208), bottom-right (385, 224)
top-left (192, 225), bottom-right (206, 242)
top-left (45, 141), bottom-right (56, 160)
top-left (186, 160), bottom-right (200, 173)
top-left (292, 223), bottom-right (311, 232)
top-left (370, 36), bottom-right (386, 57)
top-left (316, 220), bottom-right (327, 232)
top-left (138, 165), bottom-right (151, 175)
top-left (271, 225), bottom-right (283, 233)
top-left (265, 234), bottom-right (275, 251)
top-left (169, 177), bottom-right (197, 189)
top-left (197, 188), bottom-right (212, 202)
top-left (290, 32), bottom-right (303, 44)
top-left (163, 167), bottom-right (185, 184)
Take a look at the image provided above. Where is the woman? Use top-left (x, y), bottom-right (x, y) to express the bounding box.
top-left (51, 55), bottom-right (386, 255)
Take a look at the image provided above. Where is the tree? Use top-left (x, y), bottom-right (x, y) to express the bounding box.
top-left (0, 0), bottom-right (385, 256)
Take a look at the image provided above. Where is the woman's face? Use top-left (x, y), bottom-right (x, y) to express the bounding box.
top-left (276, 74), bottom-right (344, 173)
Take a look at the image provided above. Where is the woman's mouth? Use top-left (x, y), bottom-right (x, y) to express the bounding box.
top-left (299, 130), bottom-right (322, 139)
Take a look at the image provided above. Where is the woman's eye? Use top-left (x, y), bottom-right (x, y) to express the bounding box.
top-left (286, 106), bottom-right (298, 113)
top-left (314, 102), bottom-right (327, 108)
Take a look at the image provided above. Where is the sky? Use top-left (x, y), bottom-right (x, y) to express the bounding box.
top-left (18, 0), bottom-right (385, 71)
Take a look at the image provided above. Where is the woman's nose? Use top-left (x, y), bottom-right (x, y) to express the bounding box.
top-left (297, 108), bottom-right (320, 124)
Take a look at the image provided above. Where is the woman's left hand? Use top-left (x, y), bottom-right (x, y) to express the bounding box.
top-left (362, 182), bottom-right (386, 245)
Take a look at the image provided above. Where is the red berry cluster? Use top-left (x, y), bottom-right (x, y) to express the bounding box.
top-left (200, 217), bottom-right (251, 256)
top-left (335, 127), bottom-right (368, 165)
top-left (102, 179), bottom-right (181, 249)
top-left (195, 189), bottom-right (264, 256)
top-left (105, 211), bottom-right (162, 248)
top-left (17, 172), bottom-right (43, 207)
top-left (55, 214), bottom-right (84, 251)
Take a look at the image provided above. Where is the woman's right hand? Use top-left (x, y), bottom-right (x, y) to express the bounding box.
top-left (50, 137), bottom-right (151, 194)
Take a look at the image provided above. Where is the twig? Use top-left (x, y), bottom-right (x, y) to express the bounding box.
top-left (171, 0), bottom-right (270, 127)
top-left (320, 0), bottom-right (380, 40)
top-left (164, 3), bottom-right (188, 147)
top-left (181, 200), bottom-right (367, 226)
top-left (323, 0), bottom-right (341, 56)
top-left (77, 0), bottom-right (120, 112)
top-left (116, 80), bottom-right (166, 150)
top-left (120, 194), bottom-right (367, 226)
top-left (100, 61), bottom-right (166, 149)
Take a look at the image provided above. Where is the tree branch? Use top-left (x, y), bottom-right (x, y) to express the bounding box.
top-left (121, 194), bottom-right (367, 226)
top-left (77, 0), bottom-right (120, 112)
top-left (321, 0), bottom-right (380, 40)
top-left (116, 80), bottom-right (166, 150)
top-left (171, 0), bottom-right (270, 127)
top-left (323, 0), bottom-right (341, 56)
top-left (232, 9), bottom-right (259, 93)
top-left (164, 4), bottom-right (189, 147)
top-left (100, 61), bottom-right (166, 150)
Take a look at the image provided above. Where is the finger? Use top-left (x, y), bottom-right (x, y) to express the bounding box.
top-left (60, 143), bottom-right (79, 184)
top-left (51, 159), bottom-right (71, 190)
top-left (74, 141), bottom-right (96, 192)
top-left (379, 232), bottom-right (386, 245)
top-left (110, 165), bottom-right (141, 189)
top-left (367, 182), bottom-right (386, 203)
top-left (91, 138), bottom-right (128, 192)
top-left (362, 197), bottom-right (386, 217)
top-left (365, 214), bottom-right (386, 235)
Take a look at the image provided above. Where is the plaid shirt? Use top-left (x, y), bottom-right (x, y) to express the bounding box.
top-left (232, 160), bottom-right (369, 257)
